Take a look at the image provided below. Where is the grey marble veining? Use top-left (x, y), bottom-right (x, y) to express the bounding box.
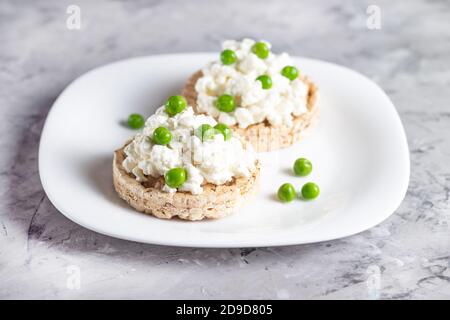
top-left (0, 0), bottom-right (449, 299)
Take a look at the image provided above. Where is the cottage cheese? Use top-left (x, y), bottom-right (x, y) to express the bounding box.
top-left (195, 38), bottom-right (309, 129)
top-left (123, 106), bottom-right (256, 194)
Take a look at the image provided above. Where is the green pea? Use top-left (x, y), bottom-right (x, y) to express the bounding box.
top-left (165, 167), bottom-right (187, 188)
top-left (277, 183), bottom-right (296, 202)
top-left (301, 182), bottom-right (320, 200)
top-left (152, 127), bottom-right (172, 145)
top-left (214, 123), bottom-right (232, 141)
top-left (251, 42), bottom-right (270, 59)
top-left (215, 94), bottom-right (236, 112)
top-left (127, 114), bottom-right (145, 129)
top-left (197, 124), bottom-right (216, 141)
top-left (256, 75), bottom-right (272, 89)
top-left (221, 49), bottom-right (237, 65)
top-left (281, 66), bottom-right (299, 81)
top-left (293, 158), bottom-right (312, 177)
top-left (165, 95), bottom-right (187, 116)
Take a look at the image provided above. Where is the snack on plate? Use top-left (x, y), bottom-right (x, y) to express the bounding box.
top-left (113, 97), bottom-right (260, 221)
top-left (182, 38), bottom-right (319, 152)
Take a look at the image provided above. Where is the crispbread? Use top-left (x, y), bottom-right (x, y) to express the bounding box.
top-left (113, 145), bottom-right (260, 221)
top-left (182, 70), bottom-right (319, 152)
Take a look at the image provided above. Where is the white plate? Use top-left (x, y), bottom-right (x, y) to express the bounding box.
top-left (39, 53), bottom-right (409, 248)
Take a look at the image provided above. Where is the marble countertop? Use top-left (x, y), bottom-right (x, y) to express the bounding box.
top-left (1, 0), bottom-right (449, 299)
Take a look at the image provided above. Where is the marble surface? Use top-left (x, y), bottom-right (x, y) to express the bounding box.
top-left (0, 0), bottom-right (449, 300)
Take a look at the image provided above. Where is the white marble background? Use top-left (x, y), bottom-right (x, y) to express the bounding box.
top-left (0, 0), bottom-right (449, 299)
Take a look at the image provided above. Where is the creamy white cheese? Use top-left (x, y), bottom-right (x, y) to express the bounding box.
top-left (123, 106), bottom-right (256, 194)
top-left (195, 38), bottom-right (309, 129)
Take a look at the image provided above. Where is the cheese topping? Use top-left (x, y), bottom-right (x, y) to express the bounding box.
top-left (123, 106), bottom-right (256, 194)
top-left (195, 38), bottom-right (309, 128)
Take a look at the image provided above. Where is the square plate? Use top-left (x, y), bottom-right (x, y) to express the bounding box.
top-left (39, 53), bottom-right (409, 247)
